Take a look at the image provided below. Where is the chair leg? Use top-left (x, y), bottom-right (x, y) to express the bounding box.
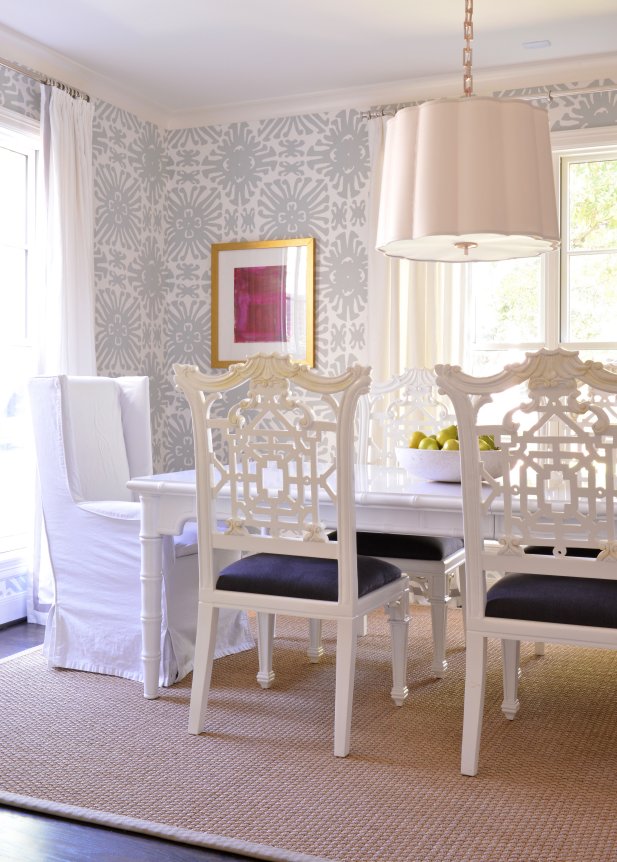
top-left (256, 612), bottom-right (275, 689)
top-left (460, 631), bottom-right (487, 776)
top-left (188, 604), bottom-right (220, 735)
top-left (357, 614), bottom-right (369, 637)
top-left (386, 591), bottom-right (410, 706)
top-left (458, 563), bottom-right (467, 645)
top-left (307, 618), bottom-right (324, 663)
top-left (333, 617), bottom-right (357, 757)
top-left (534, 641), bottom-right (545, 656)
top-left (428, 571), bottom-right (450, 678)
top-left (501, 638), bottom-right (521, 720)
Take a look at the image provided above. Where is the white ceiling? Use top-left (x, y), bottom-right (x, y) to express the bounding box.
top-left (1, 0), bottom-right (617, 127)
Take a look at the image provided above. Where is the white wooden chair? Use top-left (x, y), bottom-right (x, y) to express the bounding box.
top-left (338, 367), bottom-right (465, 677)
top-left (436, 348), bottom-right (617, 776)
top-left (174, 353), bottom-right (410, 757)
top-left (28, 375), bottom-right (253, 685)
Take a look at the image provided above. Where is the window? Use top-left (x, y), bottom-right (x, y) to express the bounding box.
top-left (0, 107), bottom-right (40, 612)
top-left (467, 128), bottom-right (617, 374)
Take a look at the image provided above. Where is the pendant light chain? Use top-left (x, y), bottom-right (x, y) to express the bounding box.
top-left (463, 0), bottom-right (474, 97)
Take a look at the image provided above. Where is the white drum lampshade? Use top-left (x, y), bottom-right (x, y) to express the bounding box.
top-left (376, 96), bottom-right (560, 263)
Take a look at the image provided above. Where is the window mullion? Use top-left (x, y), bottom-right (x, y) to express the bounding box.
top-left (544, 247), bottom-right (560, 349)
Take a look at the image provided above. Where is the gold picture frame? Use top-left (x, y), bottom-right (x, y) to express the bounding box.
top-left (211, 237), bottom-right (315, 368)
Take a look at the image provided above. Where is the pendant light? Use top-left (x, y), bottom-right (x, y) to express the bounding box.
top-left (376, 0), bottom-right (560, 263)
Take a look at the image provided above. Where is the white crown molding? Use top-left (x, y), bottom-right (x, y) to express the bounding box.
top-left (1, 19), bottom-right (616, 131)
top-left (472, 52), bottom-right (617, 94)
top-left (155, 53), bottom-right (617, 129)
top-left (0, 24), bottom-right (168, 126)
top-left (551, 125), bottom-right (617, 151)
top-left (162, 53), bottom-right (617, 129)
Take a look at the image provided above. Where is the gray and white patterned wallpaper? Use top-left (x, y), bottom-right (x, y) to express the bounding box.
top-left (2, 67), bottom-right (616, 471)
top-left (0, 65), bottom-right (39, 116)
top-left (161, 114), bottom-right (369, 469)
top-left (91, 102), bottom-right (171, 466)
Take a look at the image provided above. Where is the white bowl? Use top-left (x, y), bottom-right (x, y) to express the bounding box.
top-left (395, 446), bottom-right (503, 483)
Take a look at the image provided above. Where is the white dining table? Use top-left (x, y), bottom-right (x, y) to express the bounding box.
top-left (128, 465), bottom-right (498, 699)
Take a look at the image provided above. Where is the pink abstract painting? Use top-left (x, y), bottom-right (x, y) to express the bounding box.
top-left (234, 265), bottom-right (288, 343)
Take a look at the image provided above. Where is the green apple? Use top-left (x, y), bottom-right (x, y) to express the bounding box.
top-left (408, 431), bottom-right (426, 449)
top-left (418, 437), bottom-right (440, 450)
top-left (442, 438), bottom-right (460, 451)
top-left (436, 425), bottom-right (458, 447)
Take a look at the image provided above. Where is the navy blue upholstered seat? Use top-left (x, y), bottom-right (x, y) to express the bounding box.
top-left (525, 545), bottom-right (599, 558)
top-left (486, 572), bottom-right (617, 628)
top-left (353, 532), bottom-right (463, 561)
top-left (329, 529), bottom-right (462, 562)
top-left (217, 553), bottom-right (402, 601)
top-left (486, 545), bottom-right (617, 629)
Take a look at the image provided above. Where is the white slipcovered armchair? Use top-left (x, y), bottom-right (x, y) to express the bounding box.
top-left (28, 375), bottom-right (254, 685)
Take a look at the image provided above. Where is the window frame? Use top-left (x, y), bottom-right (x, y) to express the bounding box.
top-left (0, 109), bottom-right (40, 349)
top-left (553, 128), bottom-right (617, 353)
top-left (0, 106), bottom-right (40, 584)
top-left (466, 125), bottom-right (617, 371)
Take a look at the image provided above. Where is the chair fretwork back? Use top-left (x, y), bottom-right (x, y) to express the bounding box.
top-left (175, 354), bottom-right (370, 562)
top-left (585, 359), bottom-right (617, 427)
top-left (494, 397), bottom-right (617, 554)
top-left (208, 385), bottom-right (337, 539)
top-left (358, 367), bottom-right (455, 467)
top-left (436, 349), bottom-right (617, 600)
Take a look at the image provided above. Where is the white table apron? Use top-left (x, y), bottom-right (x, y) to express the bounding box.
top-left (127, 466), bottom-right (497, 699)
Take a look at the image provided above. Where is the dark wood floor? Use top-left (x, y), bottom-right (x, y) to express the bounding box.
top-left (0, 620), bottom-right (262, 862)
top-left (0, 618), bottom-right (45, 659)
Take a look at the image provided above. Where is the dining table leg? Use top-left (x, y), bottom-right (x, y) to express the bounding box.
top-left (138, 492), bottom-right (164, 699)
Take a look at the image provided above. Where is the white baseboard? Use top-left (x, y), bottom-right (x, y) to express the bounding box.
top-left (0, 592), bottom-right (27, 626)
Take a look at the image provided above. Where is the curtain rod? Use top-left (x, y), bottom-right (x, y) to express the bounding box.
top-left (362, 82), bottom-right (617, 118)
top-left (361, 109), bottom-right (396, 120)
top-left (0, 56), bottom-right (90, 101)
top-left (519, 83), bottom-right (617, 102)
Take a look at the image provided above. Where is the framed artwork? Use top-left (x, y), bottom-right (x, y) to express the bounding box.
top-left (211, 238), bottom-right (315, 368)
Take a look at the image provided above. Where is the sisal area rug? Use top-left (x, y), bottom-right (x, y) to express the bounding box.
top-left (1, 607), bottom-right (616, 862)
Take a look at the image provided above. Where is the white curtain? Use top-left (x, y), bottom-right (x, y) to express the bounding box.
top-left (28, 85), bottom-right (96, 623)
top-left (38, 86), bottom-right (96, 375)
top-left (366, 115), bottom-right (468, 380)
